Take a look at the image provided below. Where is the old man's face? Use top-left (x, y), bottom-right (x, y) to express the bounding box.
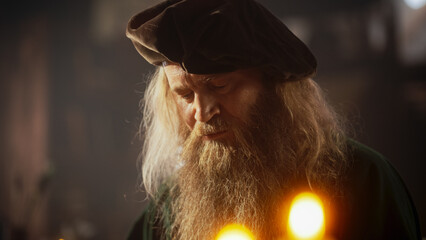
top-left (164, 64), bottom-right (292, 239)
top-left (164, 64), bottom-right (265, 142)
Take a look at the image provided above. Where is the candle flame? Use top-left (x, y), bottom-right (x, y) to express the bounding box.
top-left (288, 192), bottom-right (325, 239)
top-left (216, 224), bottom-right (255, 240)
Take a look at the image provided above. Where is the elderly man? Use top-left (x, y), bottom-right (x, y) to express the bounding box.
top-left (125, 0), bottom-right (421, 239)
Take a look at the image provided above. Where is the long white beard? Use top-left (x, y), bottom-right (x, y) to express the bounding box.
top-left (170, 94), bottom-right (297, 240)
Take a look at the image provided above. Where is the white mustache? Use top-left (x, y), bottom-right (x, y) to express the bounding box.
top-left (194, 118), bottom-right (230, 136)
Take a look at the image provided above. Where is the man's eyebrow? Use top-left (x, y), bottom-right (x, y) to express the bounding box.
top-left (200, 75), bottom-right (221, 83)
top-left (170, 85), bottom-right (190, 94)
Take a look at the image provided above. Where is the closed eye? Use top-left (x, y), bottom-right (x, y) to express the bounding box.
top-left (211, 84), bottom-right (226, 89)
top-left (180, 91), bottom-right (194, 101)
top-left (209, 78), bottom-right (229, 91)
top-left (172, 87), bottom-right (194, 101)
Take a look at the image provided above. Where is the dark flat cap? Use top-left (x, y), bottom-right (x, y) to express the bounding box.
top-left (126, 0), bottom-right (317, 79)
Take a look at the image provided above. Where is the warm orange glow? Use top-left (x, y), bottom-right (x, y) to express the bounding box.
top-left (216, 224), bottom-right (255, 240)
top-left (288, 192), bottom-right (325, 240)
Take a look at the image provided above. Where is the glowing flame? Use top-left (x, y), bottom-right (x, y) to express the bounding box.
top-left (216, 224), bottom-right (255, 240)
top-left (288, 192), bottom-right (325, 239)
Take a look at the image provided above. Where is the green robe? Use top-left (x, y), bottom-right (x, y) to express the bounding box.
top-left (127, 139), bottom-right (421, 239)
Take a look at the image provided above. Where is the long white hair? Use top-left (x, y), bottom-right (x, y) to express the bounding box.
top-left (139, 68), bottom-right (181, 197)
top-left (139, 67), bottom-right (348, 198)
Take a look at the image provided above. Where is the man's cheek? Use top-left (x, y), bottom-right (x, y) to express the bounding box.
top-left (177, 103), bottom-right (195, 130)
top-left (230, 95), bottom-right (259, 123)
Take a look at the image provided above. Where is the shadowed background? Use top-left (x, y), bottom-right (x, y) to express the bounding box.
top-left (0, 0), bottom-right (425, 239)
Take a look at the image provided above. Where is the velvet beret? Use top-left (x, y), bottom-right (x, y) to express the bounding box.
top-left (126, 0), bottom-right (317, 80)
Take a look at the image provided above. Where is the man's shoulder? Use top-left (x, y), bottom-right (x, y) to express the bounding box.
top-left (344, 138), bottom-right (413, 207)
top-left (346, 138), bottom-right (388, 170)
top-left (127, 186), bottom-right (173, 240)
top-left (127, 200), bottom-right (162, 240)
top-left (344, 138), bottom-right (411, 187)
top-left (337, 138), bottom-right (421, 239)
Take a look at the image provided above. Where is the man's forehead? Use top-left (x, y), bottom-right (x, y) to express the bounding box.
top-left (164, 64), bottom-right (221, 84)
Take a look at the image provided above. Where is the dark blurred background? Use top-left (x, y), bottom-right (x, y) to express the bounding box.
top-left (0, 0), bottom-right (425, 239)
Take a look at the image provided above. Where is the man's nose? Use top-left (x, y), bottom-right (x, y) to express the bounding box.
top-left (194, 93), bottom-right (220, 123)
